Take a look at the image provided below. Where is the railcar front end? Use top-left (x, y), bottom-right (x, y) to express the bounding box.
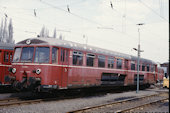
top-left (6, 44), bottom-right (64, 91)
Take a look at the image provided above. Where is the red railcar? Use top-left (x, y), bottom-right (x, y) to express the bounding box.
top-left (0, 43), bottom-right (14, 85)
top-left (156, 67), bottom-right (164, 83)
top-left (6, 38), bottom-right (158, 91)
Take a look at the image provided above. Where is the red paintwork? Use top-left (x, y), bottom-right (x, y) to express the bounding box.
top-left (156, 68), bottom-right (164, 82)
top-left (10, 44), bottom-right (160, 90)
top-left (0, 49), bottom-right (13, 85)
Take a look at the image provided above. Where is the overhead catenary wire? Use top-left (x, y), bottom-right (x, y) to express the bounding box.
top-left (0, 9), bottom-right (72, 33)
top-left (138, 0), bottom-right (168, 22)
top-left (0, 0), bottom-right (166, 43)
top-left (40, 0), bottom-right (104, 27)
top-left (0, 0), bottom-right (168, 57)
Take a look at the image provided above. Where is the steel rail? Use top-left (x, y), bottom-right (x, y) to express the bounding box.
top-left (0, 97), bottom-right (19, 102)
top-left (116, 97), bottom-right (169, 113)
top-left (67, 92), bottom-right (168, 113)
top-left (0, 99), bottom-right (43, 107)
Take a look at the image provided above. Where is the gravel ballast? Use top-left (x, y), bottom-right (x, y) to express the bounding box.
top-left (0, 88), bottom-right (168, 113)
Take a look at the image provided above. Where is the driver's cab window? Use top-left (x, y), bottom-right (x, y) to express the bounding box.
top-left (52, 47), bottom-right (58, 63)
top-left (4, 52), bottom-right (9, 62)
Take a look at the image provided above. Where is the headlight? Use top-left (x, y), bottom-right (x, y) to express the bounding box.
top-left (12, 68), bottom-right (16, 73)
top-left (36, 69), bottom-right (41, 74)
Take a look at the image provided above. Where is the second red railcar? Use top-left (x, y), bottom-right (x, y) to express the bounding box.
top-left (0, 43), bottom-right (14, 85)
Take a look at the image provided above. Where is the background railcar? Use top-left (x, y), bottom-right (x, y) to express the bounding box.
top-left (7, 38), bottom-right (159, 91)
top-left (0, 43), bottom-right (14, 85)
top-left (156, 67), bottom-right (164, 83)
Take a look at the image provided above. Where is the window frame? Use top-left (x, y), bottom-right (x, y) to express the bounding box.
top-left (151, 65), bottom-right (155, 72)
top-left (86, 53), bottom-right (95, 67)
top-left (142, 64), bottom-right (145, 71)
top-left (131, 61), bottom-right (135, 70)
top-left (116, 58), bottom-right (122, 69)
top-left (147, 64), bottom-right (150, 72)
top-left (52, 47), bottom-right (58, 64)
top-left (4, 51), bottom-right (9, 62)
top-left (124, 59), bottom-right (128, 69)
top-left (20, 47), bottom-right (34, 63)
top-left (72, 51), bottom-right (83, 66)
top-left (60, 48), bottom-right (65, 62)
top-left (34, 46), bottom-right (50, 63)
top-left (98, 55), bottom-right (105, 68)
top-left (12, 47), bottom-right (22, 63)
top-left (108, 57), bottom-right (114, 68)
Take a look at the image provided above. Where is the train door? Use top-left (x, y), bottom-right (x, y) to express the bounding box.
top-left (60, 48), bottom-right (69, 88)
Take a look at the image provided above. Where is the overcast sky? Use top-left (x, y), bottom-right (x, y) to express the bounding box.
top-left (0, 0), bottom-right (169, 63)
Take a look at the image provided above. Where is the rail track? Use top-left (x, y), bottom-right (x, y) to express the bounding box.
top-left (0, 97), bottom-right (19, 103)
top-left (67, 92), bottom-right (169, 113)
top-left (0, 90), bottom-right (168, 111)
top-left (0, 97), bottom-right (43, 107)
top-left (116, 98), bottom-right (168, 113)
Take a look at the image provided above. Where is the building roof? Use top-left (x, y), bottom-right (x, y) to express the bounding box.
top-left (161, 62), bottom-right (169, 65)
top-left (0, 42), bottom-right (15, 50)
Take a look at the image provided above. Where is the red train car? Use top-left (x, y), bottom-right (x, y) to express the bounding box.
top-left (0, 43), bottom-right (14, 85)
top-left (6, 38), bottom-right (158, 91)
top-left (156, 67), bottom-right (164, 83)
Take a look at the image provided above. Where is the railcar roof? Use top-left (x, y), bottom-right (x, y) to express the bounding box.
top-left (157, 67), bottom-right (165, 70)
top-left (17, 37), bottom-right (156, 64)
top-left (0, 42), bottom-right (15, 50)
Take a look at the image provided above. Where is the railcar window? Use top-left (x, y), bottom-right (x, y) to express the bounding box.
top-left (137, 64), bottom-right (141, 71)
top-left (34, 47), bottom-right (50, 63)
top-left (66, 50), bottom-right (69, 62)
top-left (13, 48), bottom-right (22, 62)
top-left (10, 53), bottom-right (12, 62)
top-left (131, 61), bottom-right (135, 70)
top-left (4, 52), bottom-right (9, 62)
top-left (108, 57), bottom-right (114, 68)
top-left (147, 64), bottom-right (150, 72)
top-left (86, 53), bottom-right (95, 67)
top-left (117, 59), bottom-right (122, 69)
top-left (52, 48), bottom-right (58, 63)
top-left (73, 51), bottom-right (83, 66)
top-left (98, 55), bottom-right (105, 68)
top-left (60, 49), bottom-right (65, 62)
top-left (151, 65), bottom-right (155, 72)
top-left (21, 47), bottom-right (34, 62)
top-left (142, 64), bottom-right (145, 71)
top-left (125, 60), bottom-right (128, 69)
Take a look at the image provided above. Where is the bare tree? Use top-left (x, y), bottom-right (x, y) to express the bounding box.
top-left (0, 19), bottom-right (3, 42)
top-left (8, 19), bottom-right (13, 43)
top-left (39, 25), bottom-right (49, 38)
top-left (59, 34), bottom-right (64, 40)
top-left (0, 17), bottom-right (14, 43)
top-left (53, 28), bottom-right (56, 38)
top-left (39, 25), bottom-right (45, 37)
top-left (2, 17), bottom-right (7, 43)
